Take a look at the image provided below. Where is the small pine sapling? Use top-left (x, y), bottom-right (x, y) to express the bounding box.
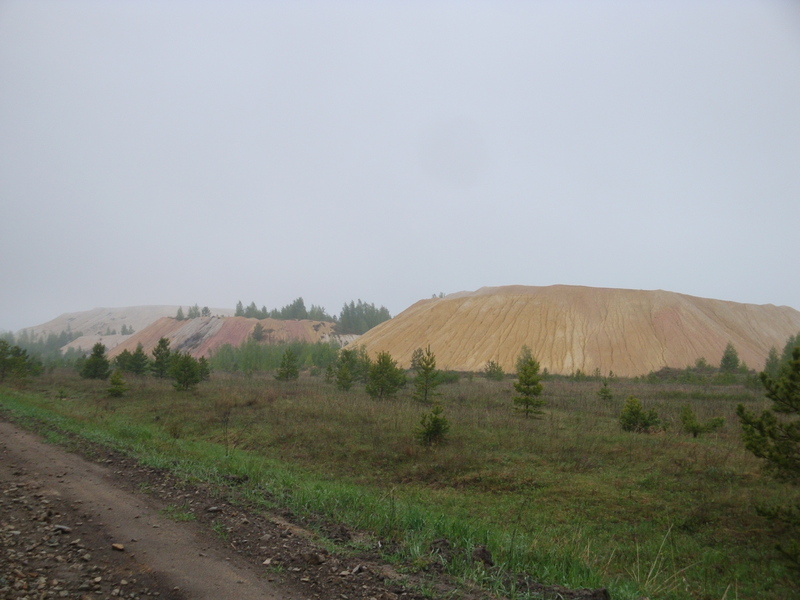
top-left (274, 348), bottom-right (300, 382)
top-left (680, 405), bottom-right (724, 438)
top-left (412, 346), bottom-right (440, 404)
top-left (336, 364), bottom-right (353, 391)
top-left (416, 403), bottom-right (450, 447)
top-left (483, 360), bottom-right (504, 381)
top-left (107, 370), bottom-right (128, 397)
top-left (597, 380), bottom-right (613, 401)
top-left (513, 355), bottom-right (544, 418)
top-left (619, 396), bottom-right (661, 433)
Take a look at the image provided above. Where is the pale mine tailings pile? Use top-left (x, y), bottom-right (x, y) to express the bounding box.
top-left (349, 285), bottom-right (800, 377)
top-left (34, 306), bottom-right (235, 354)
top-left (108, 316), bottom-right (351, 359)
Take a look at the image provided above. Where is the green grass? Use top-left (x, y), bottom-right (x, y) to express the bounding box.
top-left (160, 502), bottom-right (196, 522)
top-left (0, 371), bottom-right (797, 599)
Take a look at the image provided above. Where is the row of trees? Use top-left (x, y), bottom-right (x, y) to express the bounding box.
top-left (0, 340), bottom-right (42, 383)
top-left (1, 328), bottom-right (84, 369)
top-left (234, 298), bottom-right (334, 322)
top-left (79, 339), bottom-right (210, 392)
top-left (209, 340), bottom-right (340, 374)
top-left (176, 305), bottom-right (212, 320)
top-left (232, 298), bottom-right (392, 335)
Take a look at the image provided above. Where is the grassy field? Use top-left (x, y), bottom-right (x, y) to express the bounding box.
top-left (1, 369), bottom-right (797, 599)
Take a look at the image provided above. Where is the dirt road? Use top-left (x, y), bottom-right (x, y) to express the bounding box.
top-left (0, 420), bottom-right (297, 599)
top-left (1, 417), bottom-right (610, 600)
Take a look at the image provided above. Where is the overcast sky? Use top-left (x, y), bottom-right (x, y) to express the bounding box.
top-left (2, 0), bottom-right (800, 333)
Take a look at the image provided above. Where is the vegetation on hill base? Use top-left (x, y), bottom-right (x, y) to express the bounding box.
top-left (483, 360), bottom-right (504, 381)
top-left (411, 346), bottom-right (440, 404)
top-left (0, 340), bottom-right (42, 382)
top-left (107, 370), bottom-right (127, 397)
top-left (79, 343), bottom-right (111, 380)
top-left (232, 297), bottom-right (392, 335)
top-left (209, 340), bottom-right (340, 375)
top-left (274, 348), bottom-right (300, 382)
top-left (2, 328), bottom-right (83, 370)
top-left (619, 396), bottom-right (661, 432)
top-left (2, 365), bottom-right (797, 600)
top-left (737, 345), bottom-right (800, 571)
top-left (365, 351), bottom-right (406, 399)
top-left (513, 353), bottom-right (544, 418)
top-left (680, 404), bottom-right (724, 438)
top-left (415, 402), bottom-right (450, 446)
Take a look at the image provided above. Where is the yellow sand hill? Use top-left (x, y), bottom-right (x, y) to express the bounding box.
top-left (348, 285), bottom-right (800, 377)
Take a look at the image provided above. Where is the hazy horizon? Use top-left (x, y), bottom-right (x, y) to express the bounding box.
top-left (3, 1), bottom-right (800, 333)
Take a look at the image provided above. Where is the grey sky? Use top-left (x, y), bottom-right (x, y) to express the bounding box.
top-left (2, 0), bottom-right (800, 333)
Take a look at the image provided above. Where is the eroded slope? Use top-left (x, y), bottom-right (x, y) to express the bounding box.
top-left (349, 285), bottom-right (800, 377)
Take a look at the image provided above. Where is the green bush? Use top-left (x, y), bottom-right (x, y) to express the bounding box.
top-left (483, 360), bottom-right (504, 381)
top-left (680, 405), bottom-right (724, 438)
top-left (619, 396), bottom-right (661, 433)
top-left (80, 343), bottom-right (111, 380)
top-left (415, 403), bottom-right (450, 446)
top-left (107, 370), bottom-right (128, 397)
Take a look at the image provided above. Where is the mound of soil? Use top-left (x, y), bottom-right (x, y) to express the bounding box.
top-left (348, 285), bottom-right (800, 377)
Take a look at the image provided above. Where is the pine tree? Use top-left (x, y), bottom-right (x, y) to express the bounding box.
top-left (410, 347), bottom-right (424, 372)
top-left (515, 345), bottom-right (533, 375)
top-left (151, 337), bottom-right (172, 378)
top-left (764, 346), bottom-right (781, 380)
top-left (235, 301), bottom-right (245, 317)
top-left (719, 341), bottom-right (740, 373)
top-left (513, 355), bottom-right (544, 417)
top-left (198, 356), bottom-right (211, 381)
top-left (175, 307), bottom-right (185, 321)
top-left (114, 349), bottom-right (133, 372)
top-left (356, 346), bottom-right (372, 384)
top-left (415, 403), bottom-right (450, 446)
top-left (107, 370), bottom-right (128, 397)
top-left (275, 348), bottom-right (300, 381)
top-left (483, 360), bottom-right (504, 381)
top-left (412, 346), bottom-right (439, 404)
top-left (170, 352), bottom-right (201, 391)
top-left (80, 343), bottom-right (111, 380)
top-left (336, 363), bottom-right (353, 391)
top-left (680, 405), bottom-right (724, 438)
top-left (737, 346), bottom-right (800, 570)
top-left (597, 380), bottom-right (613, 401)
top-left (129, 344), bottom-right (149, 375)
top-left (366, 351), bottom-right (405, 399)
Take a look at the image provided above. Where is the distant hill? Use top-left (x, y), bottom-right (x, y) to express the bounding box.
top-left (347, 285), bottom-right (800, 377)
top-left (108, 316), bottom-right (357, 359)
top-left (22, 306), bottom-right (234, 354)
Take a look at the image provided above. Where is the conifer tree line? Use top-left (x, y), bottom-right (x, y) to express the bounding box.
top-left (232, 297), bottom-right (391, 335)
top-left (78, 338), bottom-right (210, 392)
top-left (175, 304), bottom-right (212, 320)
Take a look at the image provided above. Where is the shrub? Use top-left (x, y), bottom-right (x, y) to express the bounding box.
top-left (513, 356), bottom-right (544, 418)
top-left (80, 343), bottom-right (111, 380)
top-left (170, 352), bottom-right (201, 391)
top-left (107, 370), bottom-right (128, 397)
top-left (619, 396), bottom-right (661, 433)
top-left (680, 405), bottom-right (724, 438)
top-left (274, 348), bottom-right (299, 382)
top-left (366, 351), bottom-right (405, 399)
top-left (597, 380), bottom-right (613, 401)
top-left (483, 360), bottom-right (504, 381)
top-left (416, 403), bottom-right (450, 446)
